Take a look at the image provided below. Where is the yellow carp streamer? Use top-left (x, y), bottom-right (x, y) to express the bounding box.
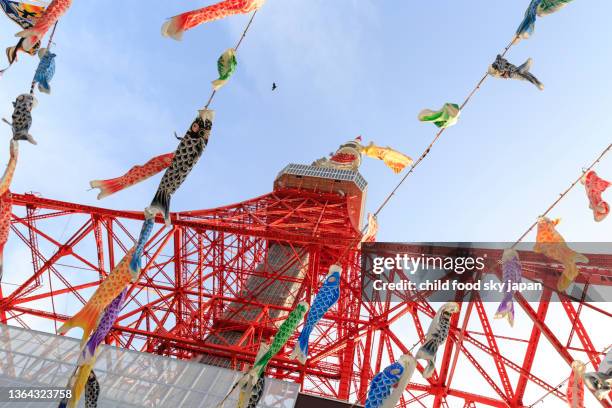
top-left (361, 142), bottom-right (413, 174)
top-left (533, 217), bottom-right (588, 292)
top-left (67, 362), bottom-right (94, 408)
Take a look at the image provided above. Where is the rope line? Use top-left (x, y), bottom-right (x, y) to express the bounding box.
top-left (348, 40), bottom-right (518, 404)
top-left (203, 10), bottom-right (258, 110)
top-left (512, 143), bottom-right (612, 248)
top-left (23, 5), bottom-right (608, 407)
top-left (515, 143), bottom-right (612, 405)
top-left (210, 24), bottom-right (608, 407)
top-left (346, 29), bottom-right (611, 403)
top-left (373, 36), bottom-right (515, 218)
top-left (526, 347), bottom-right (610, 408)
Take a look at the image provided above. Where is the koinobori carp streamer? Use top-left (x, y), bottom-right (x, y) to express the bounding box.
top-left (236, 342), bottom-right (269, 408)
top-left (226, 302), bottom-right (308, 404)
top-left (584, 348), bottom-right (612, 401)
top-left (567, 361), bottom-right (585, 408)
top-left (145, 110), bottom-right (214, 225)
top-left (90, 153), bottom-right (174, 200)
top-left (0, 140), bottom-right (18, 197)
top-left (0, 140), bottom-right (18, 281)
top-left (290, 265), bottom-right (341, 364)
top-left (79, 289), bottom-right (127, 365)
top-left (533, 217), bottom-right (588, 292)
top-left (66, 290), bottom-right (127, 408)
top-left (494, 249), bottom-right (523, 327)
top-left (515, 0), bottom-right (542, 42)
top-left (360, 142), bottom-right (413, 174)
top-left (364, 361), bottom-right (405, 408)
top-left (33, 48), bottom-right (56, 94)
top-left (16, 0), bottom-right (72, 52)
top-left (415, 302), bottom-right (459, 378)
top-left (418, 103), bottom-right (460, 129)
top-left (488, 55), bottom-right (544, 90)
top-left (249, 301), bottom-right (308, 381)
top-left (0, 193), bottom-right (12, 282)
top-left (382, 355), bottom-right (417, 408)
top-left (361, 213), bottom-right (379, 244)
top-left (66, 362), bottom-right (94, 408)
top-left (84, 370), bottom-right (100, 408)
top-left (212, 48), bottom-right (237, 91)
top-left (3, 93), bottom-right (38, 145)
top-left (0, 0), bottom-right (45, 74)
top-left (58, 248), bottom-right (137, 345)
top-left (515, 0), bottom-right (576, 42)
top-left (162, 0), bottom-right (266, 41)
top-left (581, 170), bottom-right (611, 222)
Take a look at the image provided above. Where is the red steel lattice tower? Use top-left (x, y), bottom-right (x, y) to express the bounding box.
top-left (0, 143), bottom-right (611, 407)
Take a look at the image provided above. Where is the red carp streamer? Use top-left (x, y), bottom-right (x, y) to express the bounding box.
top-left (581, 170), bottom-right (611, 222)
top-left (16, 0), bottom-right (72, 51)
top-left (162, 0), bottom-right (265, 40)
top-left (90, 153), bottom-right (174, 200)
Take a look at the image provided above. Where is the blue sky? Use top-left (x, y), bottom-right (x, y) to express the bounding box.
top-left (1, 0), bottom-right (611, 243)
top-left (1, 0), bottom-right (611, 406)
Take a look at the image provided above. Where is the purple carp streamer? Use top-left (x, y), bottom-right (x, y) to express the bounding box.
top-left (494, 249), bottom-right (522, 327)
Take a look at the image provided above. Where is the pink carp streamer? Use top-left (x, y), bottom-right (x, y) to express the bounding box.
top-left (567, 361), bottom-right (585, 408)
top-left (0, 141), bottom-right (18, 280)
top-left (581, 170), bottom-right (611, 222)
top-left (89, 153), bottom-right (174, 200)
top-left (162, 0), bottom-right (266, 40)
top-left (16, 0), bottom-right (72, 51)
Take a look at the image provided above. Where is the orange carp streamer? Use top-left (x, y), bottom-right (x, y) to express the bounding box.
top-left (0, 140), bottom-right (18, 280)
top-left (90, 153), bottom-right (174, 200)
top-left (581, 170), bottom-right (611, 222)
top-left (533, 217), bottom-right (588, 292)
top-left (162, 0), bottom-right (266, 40)
top-left (59, 248), bottom-right (137, 345)
top-left (16, 0), bottom-right (73, 52)
top-left (567, 361), bottom-right (585, 408)
top-left (0, 140), bottom-right (18, 197)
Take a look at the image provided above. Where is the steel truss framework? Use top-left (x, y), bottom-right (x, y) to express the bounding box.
top-left (0, 191), bottom-right (611, 407)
